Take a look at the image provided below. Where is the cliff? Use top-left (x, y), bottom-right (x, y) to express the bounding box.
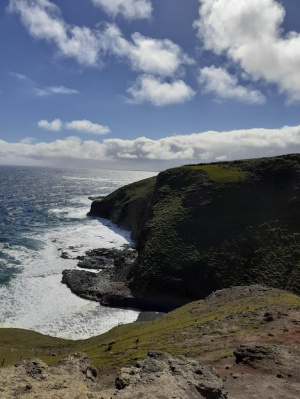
top-left (88, 154), bottom-right (300, 307)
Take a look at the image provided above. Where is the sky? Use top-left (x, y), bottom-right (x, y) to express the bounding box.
top-left (0, 0), bottom-right (300, 171)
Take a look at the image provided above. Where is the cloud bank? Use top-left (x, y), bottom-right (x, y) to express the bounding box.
top-left (2, 125), bottom-right (300, 170)
top-left (194, 0), bottom-right (300, 102)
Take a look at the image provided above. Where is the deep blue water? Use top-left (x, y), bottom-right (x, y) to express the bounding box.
top-left (0, 165), bottom-right (156, 339)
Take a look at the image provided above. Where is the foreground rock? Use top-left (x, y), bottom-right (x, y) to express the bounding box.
top-left (0, 353), bottom-right (103, 399)
top-left (115, 351), bottom-right (228, 399)
top-left (0, 352), bottom-right (227, 399)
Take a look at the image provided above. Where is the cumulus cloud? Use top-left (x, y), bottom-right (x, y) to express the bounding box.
top-left (65, 120), bottom-right (111, 135)
top-left (127, 75), bottom-right (196, 106)
top-left (199, 66), bottom-right (266, 104)
top-left (194, 0), bottom-right (300, 103)
top-left (9, 0), bottom-right (102, 66)
top-left (38, 119), bottom-right (62, 131)
top-left (9, 1), bottom-right (192, 78)
top-left (2, 125), bottom-right (300, 169)
top-left (91, 0), bottom-right (152, 20)
top-left (35, 85), bottom-right (80, 96)
top-left (102, 24), bottom-right (194, 77)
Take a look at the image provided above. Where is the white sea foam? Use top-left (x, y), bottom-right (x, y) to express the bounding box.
top-left (0, 168), bottom-right (157, 339)
top-left (0, 199), bottom-right (138, 339)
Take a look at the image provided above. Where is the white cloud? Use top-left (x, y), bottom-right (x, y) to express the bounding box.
top-left (35, 85), bottom-right (80, 96)
top-left (2, 125), bottom-right (300, 169)
top-left (199, 66), bottom-right (266, 104)
top-left (194, 0), bottom-right (300, 103)
top-left (9, 1), bottom-right (192, 77)
top-left (65, 120), bottom-right (111, 135)
top-left (127, 75), bottom-right (196, 106)
top-left (102, 24), bottom-right (194, 76)
top-left (91, 0), bottom-right (152, 20)
top-left (38, 119), bottom-right (62, 131)
top-left (9, 0), bottom-right (102, 66)
top-left (9, 72), bottom-right (26, 80)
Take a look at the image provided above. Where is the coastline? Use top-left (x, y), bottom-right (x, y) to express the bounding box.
top-left (61, 241), bottom-right (178, 313)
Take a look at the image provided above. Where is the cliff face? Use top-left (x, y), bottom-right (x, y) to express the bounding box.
top-left (88, 154), bottom-right (300, 304)
top-left (88, 176), bottom-right (156, 241)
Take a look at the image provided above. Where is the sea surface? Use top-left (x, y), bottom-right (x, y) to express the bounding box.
top-left (0, 165), bottom-right (156, 340)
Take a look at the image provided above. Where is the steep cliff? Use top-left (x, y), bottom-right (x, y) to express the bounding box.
top-left (88, 154), bottom-right (300, 305)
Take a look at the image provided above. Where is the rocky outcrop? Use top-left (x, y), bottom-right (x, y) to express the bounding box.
top-left (234, 344), bottom-right (300, 377)
top-left (114, 351), bottom-right (228, 399)
top-left (62, 247), bottom-right (138, 308)
top-left (0, 353), bottom-right (99, 399)
top-left (0, 352), bottom-right (228, 398)
top-left (62, 246), bottom-right (185, 311)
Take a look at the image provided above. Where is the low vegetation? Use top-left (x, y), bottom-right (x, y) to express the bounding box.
top-left (1, 287), bottom-right (299, 370)
top-left (126, 154), bottom-right (300, 302)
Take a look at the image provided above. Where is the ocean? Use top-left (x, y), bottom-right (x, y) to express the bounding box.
top-left (0, 165), bottom-right (156, 340)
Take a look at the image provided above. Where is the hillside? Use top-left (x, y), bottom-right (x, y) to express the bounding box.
top-left (0, 286), bottom-right (299, 398)
top-left (88, 154), bottom-right (300, 308)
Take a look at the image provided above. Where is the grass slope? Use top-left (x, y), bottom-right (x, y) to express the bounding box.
top-left (1, 287), bottom-right (299, 370)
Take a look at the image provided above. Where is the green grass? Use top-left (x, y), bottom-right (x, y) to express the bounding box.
top-left (109, 176), bottom-right (156, 208)
top-left (1, 289), bottom-right (299, 370)
top-left (186, 164), bottom-right (246, 184)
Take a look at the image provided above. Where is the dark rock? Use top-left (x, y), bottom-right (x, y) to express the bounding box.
top-left (234, 344), bottom-right (300, 377)
top-left (62, 246), bottom-right (182, 311)
top-left (234, 345), bottom-right (272, 365)
top-left (263, 312), bottom-right (275, 322)
top-left (60, 252), bottom-right (70, 259)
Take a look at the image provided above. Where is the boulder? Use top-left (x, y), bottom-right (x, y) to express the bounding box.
top-left (114, 351), bottom-right (228, 398)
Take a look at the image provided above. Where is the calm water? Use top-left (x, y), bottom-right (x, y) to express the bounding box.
top-left (0, 165), bottom-right (156, 339)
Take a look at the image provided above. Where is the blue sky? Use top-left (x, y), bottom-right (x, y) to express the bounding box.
top-left (1, 0), bottom-right (300, 170)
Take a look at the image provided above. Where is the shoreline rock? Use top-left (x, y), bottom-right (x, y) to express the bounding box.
top-left (62, 246), bottom-right (137, 307)
top-left (62, 246), bottom-right (186, 312)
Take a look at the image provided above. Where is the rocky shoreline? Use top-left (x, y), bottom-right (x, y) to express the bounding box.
top-left (61, 245), bottom-right (176, 312)
top-left (62, 246), bottom-right (138, 308)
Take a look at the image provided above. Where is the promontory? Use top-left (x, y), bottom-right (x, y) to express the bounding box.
top-left (85, 154), bottom-right (300, 310)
